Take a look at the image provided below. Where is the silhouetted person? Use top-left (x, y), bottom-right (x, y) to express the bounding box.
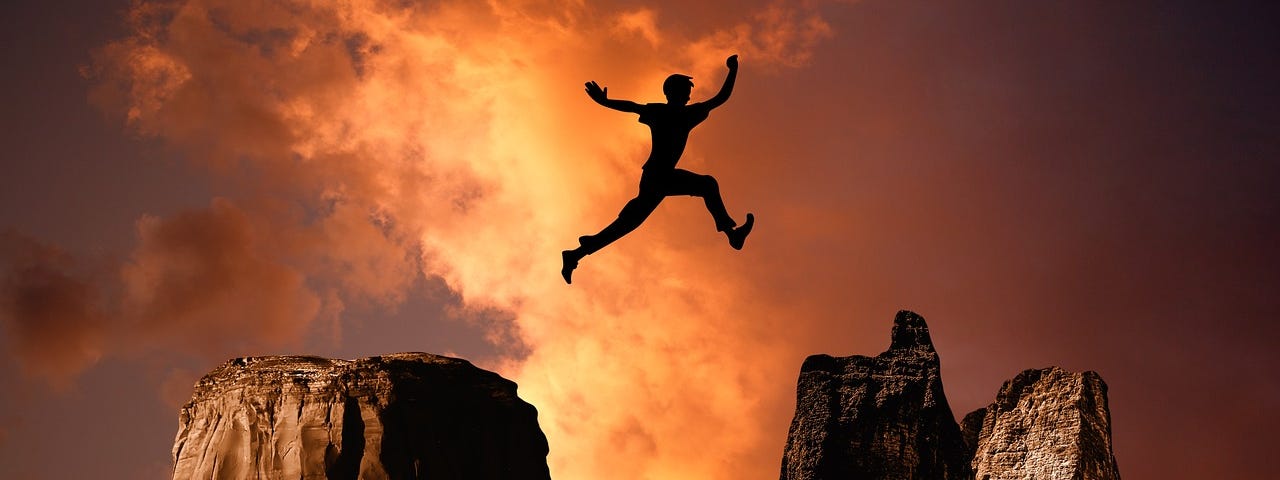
top-left (562, 54), bottom-right (754, 284)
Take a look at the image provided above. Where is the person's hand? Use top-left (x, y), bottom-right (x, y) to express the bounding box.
top-left (585, 81), bottom-right (608, 103)
top-left (726, 54), bottom-right (739, 70)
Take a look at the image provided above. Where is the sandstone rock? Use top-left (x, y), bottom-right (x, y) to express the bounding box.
top-left (779, 312), bottom-right (1123, 480)
top-left (964, 367), bottom-right (1121, 480)
top-left (779, 310), bottom-right (972, 480)
top-left (960, 408), bottom-right (987, 460)
top-left (170, 353), bottom-right (550, 480)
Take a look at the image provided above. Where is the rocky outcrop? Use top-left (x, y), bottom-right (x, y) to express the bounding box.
top-left (779, 310), bottom-right (972, 480)
top-left (780, 311), bottom-right (1122, 480)
top-left (171, 353), bottom-right (550, 480)
top-left (963, 367), bottom-right (1121, 480)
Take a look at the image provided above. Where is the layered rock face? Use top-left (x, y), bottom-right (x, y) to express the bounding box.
top-left (963, 367), bottom-right (1121, 480)
top-left (171, 353), bottom-right (550, 480)
top-left (781, 311), bottom-right (1121, 480)
top-left (779, 310), bottom-right (972, 480)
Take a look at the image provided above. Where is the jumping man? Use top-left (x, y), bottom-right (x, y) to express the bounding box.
top-left (561, 54), bottom-right (754, 284)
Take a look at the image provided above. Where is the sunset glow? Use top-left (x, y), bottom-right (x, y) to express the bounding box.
top-left (1, 1), bottom-right (1277, 479)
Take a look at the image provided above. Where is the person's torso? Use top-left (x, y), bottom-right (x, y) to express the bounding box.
top-left (639, 103), bottom-right (709, 170)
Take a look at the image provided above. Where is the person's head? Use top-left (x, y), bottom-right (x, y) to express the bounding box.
top-left (662, 74), bottom-right (693, 105)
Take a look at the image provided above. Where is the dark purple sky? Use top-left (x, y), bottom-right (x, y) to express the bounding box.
top-left (2, 1), bottom-right (1278, 479)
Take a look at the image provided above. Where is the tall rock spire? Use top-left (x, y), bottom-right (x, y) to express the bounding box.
top-left (780, 311), bottom-right (1123, 480)
top-left (780, 310), bottom-right (971, 480)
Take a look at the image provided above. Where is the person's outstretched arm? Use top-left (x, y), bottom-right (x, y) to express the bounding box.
top-left (700, 55), bottom-right (738, 110)
top-left (585, 81), bottom-right (642, 113)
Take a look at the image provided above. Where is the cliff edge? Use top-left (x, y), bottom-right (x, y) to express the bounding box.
top-left (171, 353), bottom-right (550, 480)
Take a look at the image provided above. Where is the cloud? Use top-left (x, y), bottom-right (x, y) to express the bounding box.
top-left (688, 3), bottom-right (833, 70)
top-left (0, 1), bottom-right (1266, 478)
top-left (0, 231), bottom-right (107, 383)
top-left (616, 9), bottom-right (663, 47)
top-left (120, 198), bottom-right (321, 354)
top-left (56, 0), bottom-right (844, 477)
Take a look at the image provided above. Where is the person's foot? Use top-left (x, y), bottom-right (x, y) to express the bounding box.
top-left (561, 250), bottom-right (581, 284)
top-left (727, 213), bottom-right (755, 250)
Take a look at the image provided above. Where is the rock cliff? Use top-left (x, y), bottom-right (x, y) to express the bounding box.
top-left (170, 353), bottom-right (550, 480)
top-left (964, 367), bottom-right (1121, 480)
top-left (780, 311), bottom-right (1122, 480)
top-left (779, 310), bottom-right (972, 480)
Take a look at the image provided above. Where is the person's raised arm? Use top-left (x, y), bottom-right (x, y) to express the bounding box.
top-left (585, 81), bottom-right (642, 113)
top-left (700, 55), bottom-right (738, 110)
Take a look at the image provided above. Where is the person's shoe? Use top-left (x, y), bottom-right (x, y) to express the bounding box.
top-left (561, 250), bottom-right (580, 284)
top-left (728, 213), bottom-right (755, 250)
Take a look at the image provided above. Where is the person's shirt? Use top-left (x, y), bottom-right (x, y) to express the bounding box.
top-left (637, 102), bottom-right (712, 170)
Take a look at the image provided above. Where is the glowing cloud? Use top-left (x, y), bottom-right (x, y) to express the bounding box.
top-left (62, 0), bottom-right (842, 478)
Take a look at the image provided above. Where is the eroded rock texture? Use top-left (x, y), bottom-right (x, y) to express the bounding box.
top-left (171, 353), bottom-right (550, 480)
top-left (779, 310), bottom-right (972, 480)
top-left (963, 367), bottom-right (1121, 480)
top-left (780, 311), bottom-right (1123, 480)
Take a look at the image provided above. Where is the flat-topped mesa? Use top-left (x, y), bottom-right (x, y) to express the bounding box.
top-left (781, 310), bottom-right (971, 480)
top-left (171, 352), bottom-right (550, 480)
top-left (964, 367), bottom-right (1122, 480)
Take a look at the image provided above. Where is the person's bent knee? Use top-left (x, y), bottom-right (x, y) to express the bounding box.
top-left (700, 174), bottom-right (719, 193)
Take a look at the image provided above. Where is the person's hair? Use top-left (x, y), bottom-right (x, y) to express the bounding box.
top-left (662, 74), bottom-right (693, 98)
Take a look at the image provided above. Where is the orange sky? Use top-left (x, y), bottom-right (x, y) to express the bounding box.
top-left (2, 1), bottom-right (1278, 479)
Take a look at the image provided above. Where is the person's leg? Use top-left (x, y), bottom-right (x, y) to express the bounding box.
top-left (663, 169), bottom-right (736, 232)
top-left (579, 194), bottom-right (662, 255)
top-left (562, 192), bottom-right (661, 284)
top-left (663, 169), bottom-right (754, 249)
